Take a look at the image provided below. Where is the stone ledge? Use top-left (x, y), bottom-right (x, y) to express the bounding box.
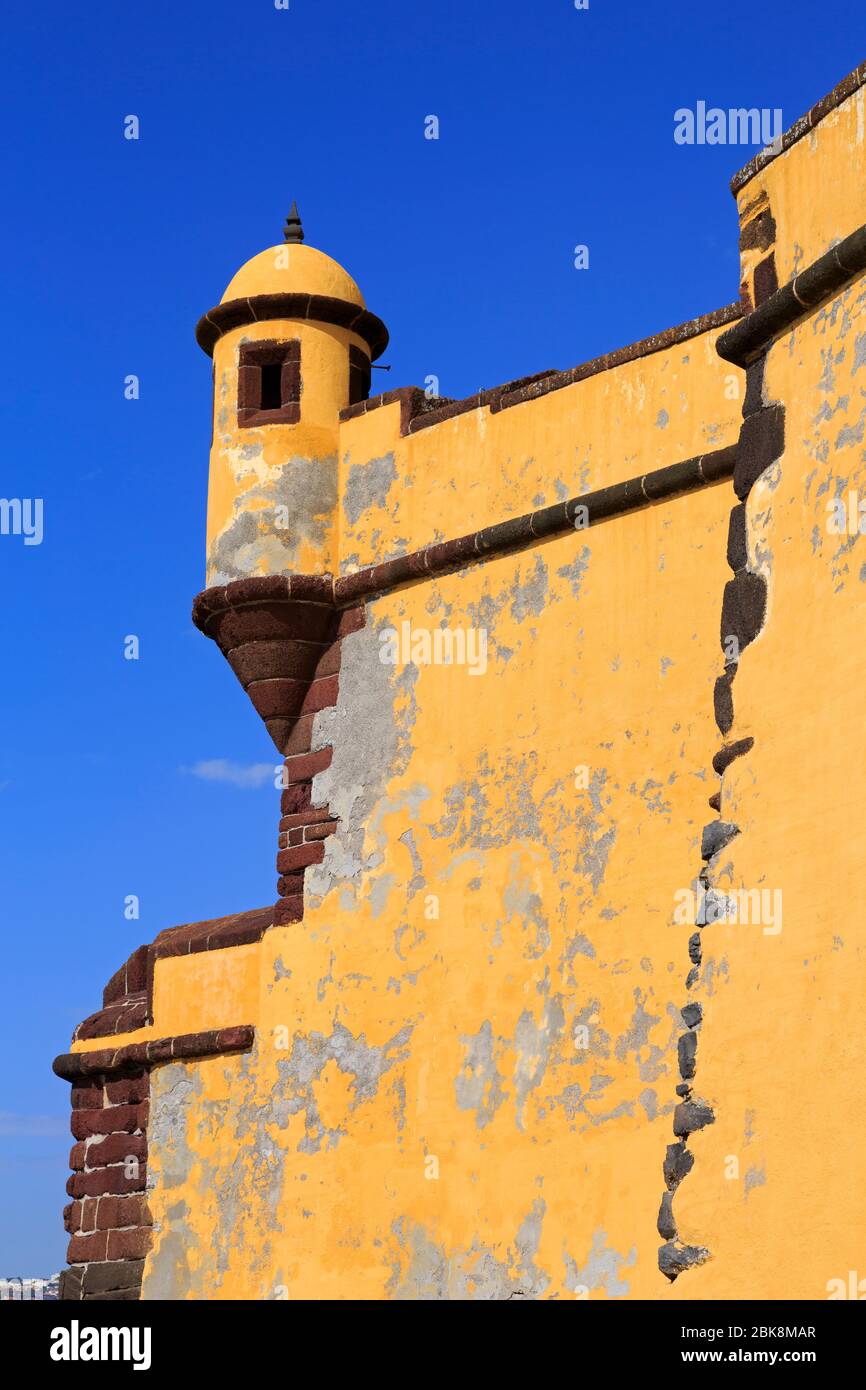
top-left (339, 305), bottom-right (741, 435)
top-left (53, 1025), bottom-right (256, 1081)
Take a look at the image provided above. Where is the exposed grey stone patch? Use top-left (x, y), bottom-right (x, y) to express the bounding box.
top-left (455, 1020), bottom-right (508, 1129)
top-left (315, 954), bottom-right (335, 1004)
top-left (566, 1229), bottom-right (636, 1298)
top-left (688, 932), bottom-right (702, 965)
top-left (635, 776), bottom-right (672, 818)
top-left (556, 544), bottom-right (591, 599)
top-left (208, 452), bottom-right (338, 583)
top-left (658, 1241), bottom-right (710, 1281)
top-left (657, 1191), bottom-right (676, 1239)
top-left (701, 820), bottom-right (740, 860)
top-left (512, 1199), bottom-right (549, 1298)
top-left (579, 771), bottom-right (617, 890)
top-left (639, 1042), bottom-right (671, 1084)
top-left (399, 828), bottom-right (425, 899)
top-left (147, 1054), bottom-right (286, 1291)
top-left (615, 991), bottom-right (661, 1063)
top-left (853, 331), bottom-right (866, 375)
top-left (273, 1021), bottom-right (413, 1155)
top-left (387, 1223), bottom-right (449, 1300)
top-left (273, 955), bottom-right (292, 982)
top-left (678, 1029), bottom-right (698, 1080)
top-left (148, 1064), bottom-right (200, 1191)
top-left (510, 555), bottom-right (549, 623)
top-left (744, 1164), bottom-right (766, 1197)
top-left (673, 1100), bottom-right (715, 1137)
top-left (369, 872), bottom-right (396, 919)
top-left (342, 452), bottom-right (397, 525)
top-left (656, 408), bottom-right (670, 429)
top-left (142, 1200), bottom-right (194, 1301)
top-left (563, 931), bottom-right (596, 966)
top-left (554, 1073), bottom-right (613, 1122)
top-left (513, 996), bottom-right (566, 1129)
top-left (701, 955), bottom-right (730, 997)
top-left (835, 405), bottom-right (866, 451)
top-left (664, 1141), bottom-right (694, 1189)
top-left (306, 617), bottom-right (424, 902)
top-left (387, 1204), bottom-right (549, 1300)
top-left (430, 751), bottom-right (545, 852)
top-left (502, 857), bottom-right (550, 958)
top-left (681, 1002), bottom-right (703, 1029)
top-left (456, 996), bottom-right (566, 1133)
top-left (639, 1088), bottom-right (659, 1121)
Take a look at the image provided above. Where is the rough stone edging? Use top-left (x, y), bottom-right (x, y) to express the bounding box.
top-left (340, 304), bottom-right (741, 435)
top-left (657, 347), bottom-right (785, 1279)
top-left (730, 59), bottom-right (866, 194)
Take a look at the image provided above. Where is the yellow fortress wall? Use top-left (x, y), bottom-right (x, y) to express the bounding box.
top-left (671, 68), bottom-right (866, 1300)
top-left (53, 59), bottom-right (866, 1301)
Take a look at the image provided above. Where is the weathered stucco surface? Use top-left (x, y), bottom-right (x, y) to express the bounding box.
top-left (670, 272), bottom-right (866, 1300)
top-left (139, 452), bottom-right (736, 1299)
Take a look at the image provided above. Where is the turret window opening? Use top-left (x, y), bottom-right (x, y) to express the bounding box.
top-left (237, 339), bottom-right (301, 426)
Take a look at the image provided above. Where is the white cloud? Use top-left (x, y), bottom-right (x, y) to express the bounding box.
top-left (0, 1112), bottom-right (68, 1137)
top-left (183, 759), bottom-right (275, 790)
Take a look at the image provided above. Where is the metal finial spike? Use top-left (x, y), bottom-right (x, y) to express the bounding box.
top-left (283, 200), bottom-right (304, 244)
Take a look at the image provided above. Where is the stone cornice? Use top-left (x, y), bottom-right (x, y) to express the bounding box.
top-left (717, 223), bottom-right (866, 365)
top-left (195, 292), bottom-right (389, 360)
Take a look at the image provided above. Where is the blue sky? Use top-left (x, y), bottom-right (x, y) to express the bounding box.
top-left (0, 0), bottom-right (858, 1274)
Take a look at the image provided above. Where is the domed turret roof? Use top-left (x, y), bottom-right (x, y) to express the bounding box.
top-left (220, 242), bottom-right (366, 309)
top-left (196, 203), bottom-right (388, 360)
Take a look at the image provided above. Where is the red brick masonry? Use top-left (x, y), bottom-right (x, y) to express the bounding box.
top-left (53, 1026), bottom-right (254, 1301)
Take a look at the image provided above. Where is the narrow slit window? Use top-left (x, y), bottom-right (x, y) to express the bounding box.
top-left (349, 345), bottom-right (372, 405)
top-left (259, 362), bottom-right (283, 411)
top-left (237, 340), bottom-right (301, 426)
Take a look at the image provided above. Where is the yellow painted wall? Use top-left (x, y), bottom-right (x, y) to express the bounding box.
top-left (669, 270), bottom-right (866, 1300)
top-left (133, 318), bottom-right (746, 1299)
top-left (736, 84), bottom-right (866, 284)
top-left (339, 326), bottom-right (736, 571)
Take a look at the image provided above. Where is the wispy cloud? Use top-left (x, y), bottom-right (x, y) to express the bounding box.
top-left (0, 1112), bottom-right (68, 1138)
top-left (182, 759), bottom-right (275, 790)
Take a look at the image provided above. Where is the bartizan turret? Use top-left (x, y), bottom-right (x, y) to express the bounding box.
top-left (195, 204), bottom-right (388, 584)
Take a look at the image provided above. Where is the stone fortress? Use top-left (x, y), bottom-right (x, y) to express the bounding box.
top-left (54, 60), bottom-right (866, 1300)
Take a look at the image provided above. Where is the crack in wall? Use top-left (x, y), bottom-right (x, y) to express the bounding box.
top-left (657, 341), bottom-right (783, 1281)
